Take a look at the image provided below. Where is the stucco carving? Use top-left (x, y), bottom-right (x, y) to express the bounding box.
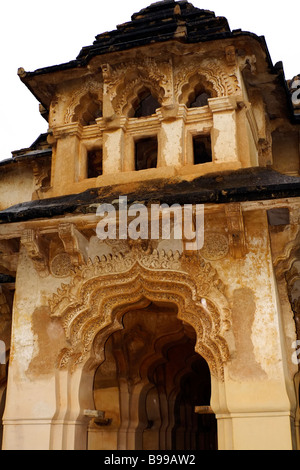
top-left (200, 232), bottom-right (229, 260)
top-left (50, 253), bottom-right (73, 278)
top-left (102, 58), bottom-right (173, 116)
top-left (174, 58), bottom-right (240, 103)
top-left (273, 227), bottom-right (300, 341)
top-left (101, 56), bottom-right (240, 117)
top-left (64, 77), bottom-right (103, 124)
top-left (49, 246), bottom-right (232, 379)
top-left (21, 229), bottom-right (49, 278)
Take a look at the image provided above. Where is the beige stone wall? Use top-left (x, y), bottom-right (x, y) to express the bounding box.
top-left (0, 165), bottom-right (36, 211)
top-left (0, 20), bottom-right (299, 452)
top-left (0, 201), bottom-right (298, 450)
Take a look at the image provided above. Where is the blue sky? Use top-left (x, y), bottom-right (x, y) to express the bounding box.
top-left (0, 0), bottom-right (299, 160)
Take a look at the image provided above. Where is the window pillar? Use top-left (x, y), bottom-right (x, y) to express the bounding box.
top-left (102, 117), bottom-right (127, 175)
top-left (157, 105), bottom-right (187, 167)
top-left (208, 97), bottom-right (239, 164)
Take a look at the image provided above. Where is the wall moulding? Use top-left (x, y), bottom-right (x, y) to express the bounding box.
top-left (48, 245), bottom-right (234, 380)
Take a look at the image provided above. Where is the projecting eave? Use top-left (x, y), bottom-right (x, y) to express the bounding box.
top-left (17, 62), bottom-right (90, 111)
top-left (17, 29), bottom-right (276, 113)
top-left (0, 168), bottom-right (300, 224)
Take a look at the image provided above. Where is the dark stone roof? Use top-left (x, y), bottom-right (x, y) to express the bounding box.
top-left (20, 0), bottom-right (269, 81)
top-left (0, 134), bottom-right (52, 169)
top-left (0, 168), bottom-right (299, 224)
top-left (77, 0), bottom-right (231, 61)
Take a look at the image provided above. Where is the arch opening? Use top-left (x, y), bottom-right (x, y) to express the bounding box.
top-left (179, 74), bottom-right (217, 107)
top-left (89, 301), bottom-right (217, 451)
top-left (128, 87), bottom-right (161, 118)
top-left (72, 92), bottom-right (102, 125)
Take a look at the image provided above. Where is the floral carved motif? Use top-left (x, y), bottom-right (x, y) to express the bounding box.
top-left (200, 232), bottom-right (229, 261)
top-left (49, 247), bottom-right (233, 379)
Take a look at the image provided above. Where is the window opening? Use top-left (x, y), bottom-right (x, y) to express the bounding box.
top-left (134, 93), bottom-right (160, 118)
top-left (72, 93), bottom-right (102, 126)
top-left (87, 148), bottom-right (103, 178)
top-left (193, 135), bottom-right (212, 165)
top-left (135, 137), bottom-right (158, 171)
top-left (189, 92), bottom-right (211, 108)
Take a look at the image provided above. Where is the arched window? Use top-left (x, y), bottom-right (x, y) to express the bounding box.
top-left (180, 75), bottom-right (216, 109)
top-left (188, 91), bottom-right (211, 108)
top-left (130, 89), bottom-right (161, 118)
top-left (72, 93), bottom-right (102, 126)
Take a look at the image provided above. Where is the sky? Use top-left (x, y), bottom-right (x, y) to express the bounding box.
top-left (0, 0), bottom-right (299, 161)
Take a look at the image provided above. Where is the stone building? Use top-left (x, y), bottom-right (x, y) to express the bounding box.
top-left (0, 0), bottom-right (300, 450)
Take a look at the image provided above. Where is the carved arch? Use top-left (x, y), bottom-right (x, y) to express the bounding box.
top-left (64, 78), bottom-right (103, 124)
top-left (72, 92), bottom-right (102, 125)
top-left (49, 249), bottom-right (233, 380)
top-left (114, 77), bottom-right (165, 117)
top-left (102, 58), bottom-right (172, 116)
top-left (174, 60), bottom-right (240, 103)
top-left (180, 73), bottom-right (217, 107)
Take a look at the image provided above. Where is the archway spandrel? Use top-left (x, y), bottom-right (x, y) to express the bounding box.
top-left (48, 248), bottom-right (233, 379)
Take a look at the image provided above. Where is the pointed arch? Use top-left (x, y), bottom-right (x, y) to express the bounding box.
top-left (72, 92), bottom-right (103, 125)
top-left (115, 79), bottom-right (164, 117)
top-left (179, 72), bottom-right (217, 107)
top-left (174, 60), bottom-right (240, 105)
top-left (64, 78), bottom-right (103, 125)
top-left (132, 88), bottom-right (161, 118)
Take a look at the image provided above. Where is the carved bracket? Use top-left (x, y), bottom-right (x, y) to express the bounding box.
top-left (58, 223), bottom-right (88, 266)
top-left (225, 203), bottom-right (247, 259)
top-left (21, 229), bottom-right (49, 278)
